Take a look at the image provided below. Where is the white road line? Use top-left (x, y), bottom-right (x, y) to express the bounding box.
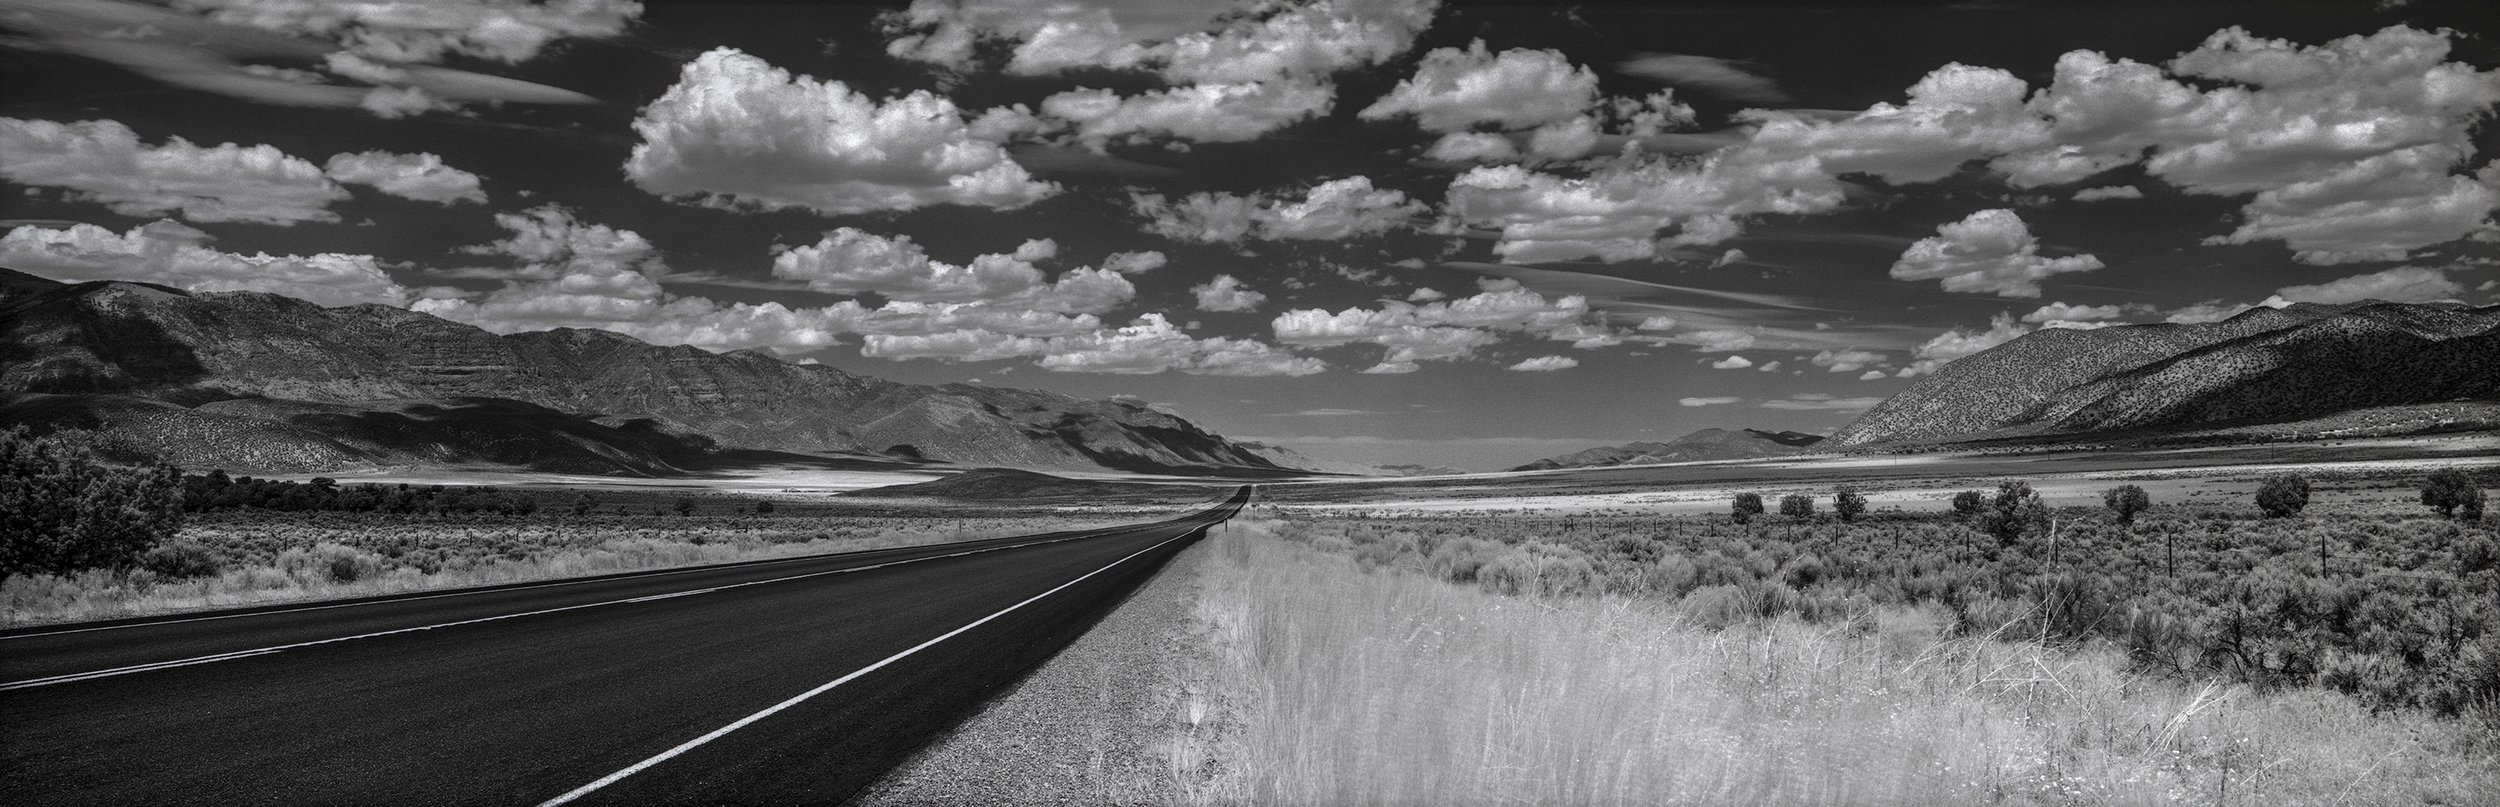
top-left (0, 523), bottom-right (1184, 692)
top-left (535, 524), bottom-right (1207, 807)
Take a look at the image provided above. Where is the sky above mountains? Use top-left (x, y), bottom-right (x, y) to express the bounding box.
top-left (1, 0), bottom-right (2496, 469)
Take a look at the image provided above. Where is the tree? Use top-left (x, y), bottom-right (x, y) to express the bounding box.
top-left (2256, 474), bottom-right (2310, 518)
top-left (571, 492), bottom-right (598, 517)
top-left (1951, 490), bottom-right (1985, 517)
top-left (1731, 492), bottom-right (1764, 525)
top-left (1779, 494), bottom-right (1815, 520)
top-left (2422, 470), bottom-right (2484, 521)
top-left (1833, 488), bottom-right (1868, 523)
top-left (2103, 484), bottom-right (2150, 525)
top-left (1978, 481), bottom-right (2047, 546)
top-left (753, 499), bottom-right (777, 515)
top-left (0, 427), bottom-right (186, 580)
top-left (674, 496), bottom-right (698, 517)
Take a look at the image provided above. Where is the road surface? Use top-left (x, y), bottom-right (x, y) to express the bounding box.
top-left (1, 487), bottom-right (1248, 805)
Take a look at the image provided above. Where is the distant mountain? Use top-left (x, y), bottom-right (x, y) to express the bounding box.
top-left (0, 273), bottom-right (1309, 476)
top-left (1372, 463), bottom-right (1469, 477)
top-left (1831, 301), bottom-right (2500, 447)
top-left (1509, 428), bottom-right (1824, 471)
top-left (843, 468), bottom-right (1165, 500)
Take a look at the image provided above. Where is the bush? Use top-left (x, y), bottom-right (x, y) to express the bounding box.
top-left (1, 427), bottom-right (186, 580)
top-left (1950, 490), bottom-right (1985, 516)
top-left (753, 499), bottom-right (777, 515)
top-left (1730, 492), bottom-right (1763, 524)
top-left (140, 541), bottom-right (224, 579)
top-left (2421, 469), bottom-right (2483, 521)
top-left (1833, 488), bottom-right (1867, 522)
top-left (2257, 474), bottom-right (2311, 517)
top-left (674, 496), bottom-right (698, 517)
top-left (1779, 494), bottom-right (1814, 520)
top-left (1978, 481), bottom-right (2046, 545)
top-left (2103, 484), bottom-right (2150, 525)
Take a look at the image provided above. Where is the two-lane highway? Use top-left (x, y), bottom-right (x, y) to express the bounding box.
top-left (1, 486), bottom-right (1250, 805)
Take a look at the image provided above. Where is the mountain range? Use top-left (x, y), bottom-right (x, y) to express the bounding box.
top-left (0, 269), bottom-right (1322, 476)
top-left (1509, 428), bottom-right (1825, 471)
top-left (1831, 301), bottom-right (2500, 447)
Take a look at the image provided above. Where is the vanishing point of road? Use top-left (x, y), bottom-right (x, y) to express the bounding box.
top-left (0, 486), bottom-right (1251, 805)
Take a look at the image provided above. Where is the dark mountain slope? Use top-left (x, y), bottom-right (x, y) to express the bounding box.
top-left (1833, 301), bottom-right (2500, 446)
top-left (1509, 428), bottom-right (1825, 471)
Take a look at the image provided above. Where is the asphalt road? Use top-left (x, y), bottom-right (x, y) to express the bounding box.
top-left (1, 487), bottom-right (1249, 806)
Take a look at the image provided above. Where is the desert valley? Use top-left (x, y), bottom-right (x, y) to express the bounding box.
top-left (3, 1), bottom-right (2497, 805)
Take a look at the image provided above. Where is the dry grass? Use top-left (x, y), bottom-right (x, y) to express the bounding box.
top-left (1173, 515), bottom-right (2499, 806)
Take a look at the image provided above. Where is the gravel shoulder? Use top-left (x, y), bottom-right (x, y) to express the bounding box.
top-left (855, 532), bottom-right (1225, 806)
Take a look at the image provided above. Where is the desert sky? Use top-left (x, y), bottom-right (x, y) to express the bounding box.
top-left (1, 0), bottom-right (2495, 468)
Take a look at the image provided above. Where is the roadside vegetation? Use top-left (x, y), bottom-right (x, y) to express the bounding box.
top-left (1166, 474), bottom-right (2498, 805)
top-left (0, 428), bottom-right (1202, 626)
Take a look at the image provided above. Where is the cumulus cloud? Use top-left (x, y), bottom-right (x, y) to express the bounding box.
top-left (895, 0), bottom-right (1439, 145)
top-left (1901, 313), bottom-right (2031, 376)
top-left (2012, 27), bottom-right (2500, 262)
top-left (1889, 209), bottom-right (2104, 297)
top-left (2270, 265), bottom-right (2464, 304)
top-left (770, 228), bottom-right (1134, 314)
top-left (1447, 26), bottom-right (2500, 265)
top-left (0, 117), bottom-right (347, 224)
top-left (1709, 354), bottom-right (1753, 369)
top-left (2021, 301), bottom-right (2125, 323)
top-left (1810, 348), bottom-right (1884, 372)
top-left (886, 0), bottom-right (1436, 81)
top-left (1192, 274), bottom-right (1267, 312)
top-left (1037, 314), bottom-right (1326, 375)
top-left (0, 219), bottom-right (409, 306)
top-left (624, 48), bottom-right (1057, 215)
top-left (174, 0), bottom-right (642, 64)
top-left (1132, 175), bottom-right (1425, 243)
top-left (1271, 282), bottom-right (1596, 367)
top-left (1674, 328), bottom-right (1757, 352)
top-left (2072, 185), bottom-right (2143, 201)
top-left (1442, 144), bottom-right (1848, 263)
top-left (1506, 355), bottom-right (1577, 371)
top-left (1678, 396), bottom-right (1741, 407)
top-left (1359, 41), bottom-right (1597, 132)
top-left (1041, 80), bottom-right (1334, 144)
top-left (1100, 250), bottom-right (1168, 274)
top-left (1424, 132), bottom-right (1521, 163)
top-left (322, 150), bottom-right (485, 204)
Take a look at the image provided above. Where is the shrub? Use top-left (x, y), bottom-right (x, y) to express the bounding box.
top-left (1779, 494), bottom-right (1814, 520)
top-left (754, 499), bottom-right (777, 515)
top-left (674, 496), bottom-right (698, 517)
top-left (2256, 474), bottom-right (2311, 517)
top-left (1950, 490), bottom-right (1985, 516)
top-left (1833, 488), bottom-right (1867, 522)
top-left (2421, 469), bottom-right (2483, 521)
top-left (1730, 492), bottom-right (1764, 524)
top-left (1, 427), bottom-right (186, 580)
top-left (140, 541), bottom-right (224, 579)
top-left (2103, 484), bottom-right (2150, 525)
top-left (1978, 481), bottom-right (2046, 545)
